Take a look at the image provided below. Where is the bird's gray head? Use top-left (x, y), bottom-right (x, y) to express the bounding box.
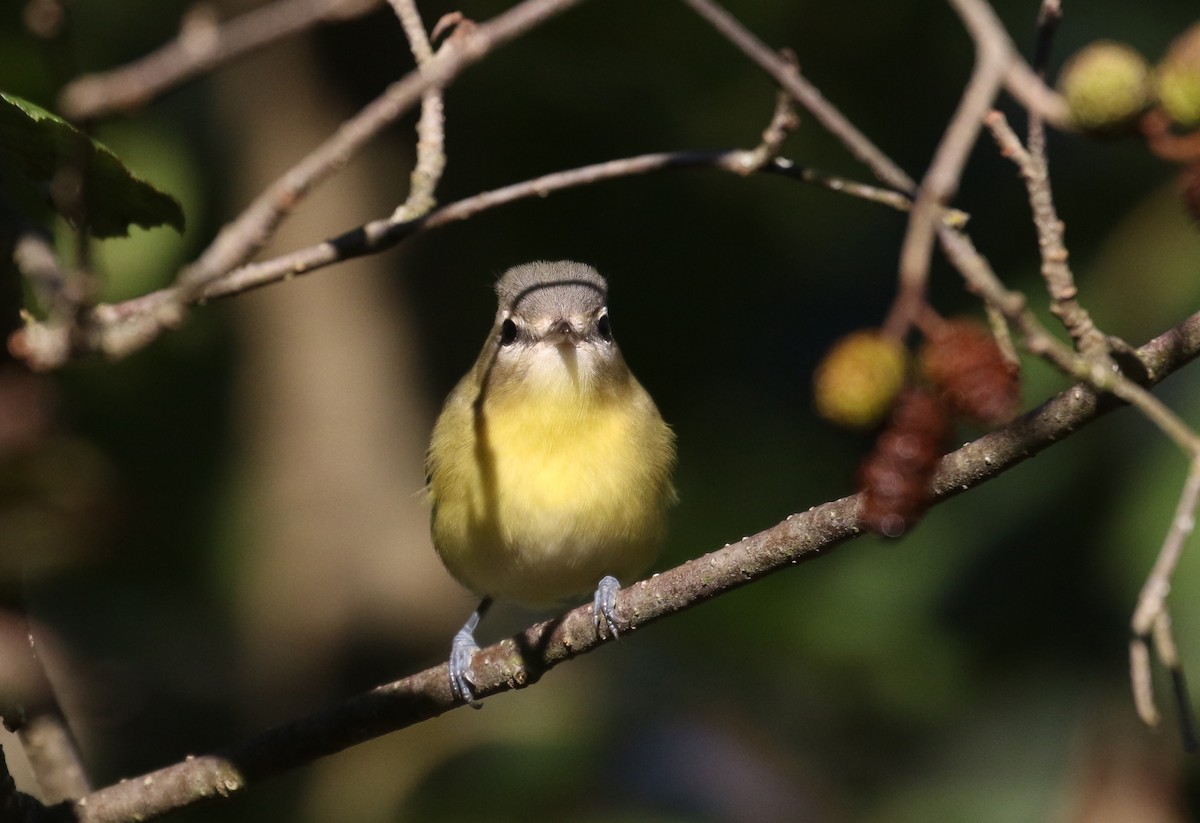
top-left (493, 261), bottom-right (613, 348)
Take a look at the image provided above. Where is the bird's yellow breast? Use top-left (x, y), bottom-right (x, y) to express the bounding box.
top-left (427, 364), bottom-right (675, 607)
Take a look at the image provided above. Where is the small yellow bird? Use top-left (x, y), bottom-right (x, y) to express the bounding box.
top-left (426, 261), bottom-right (676, 703)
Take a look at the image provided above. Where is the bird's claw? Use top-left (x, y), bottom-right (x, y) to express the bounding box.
top-left (593, 575), bottom-right (621, 640)
top-left (449, 625), bottom-right (482, 707)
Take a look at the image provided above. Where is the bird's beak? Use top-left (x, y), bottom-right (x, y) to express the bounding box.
top-left (545, 318), bottom-right (582, 346)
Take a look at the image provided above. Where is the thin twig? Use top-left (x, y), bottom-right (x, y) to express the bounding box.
top-left (386, 0), bottom-right (432, 64)
top-left (65, 308), bottom-right (1200, 823)
top-left (1030, 0), bottom-right (1061, 79)
top-left (199, 152), bottom-right (910, 300)
top-left (985, 112), bottom-right (1111, 359)
top-left (1131, 634), bottom-right (1159, 726)
top-left (387, 0), bottom-right (445, 221)
top-left (1128, 459), bottom-right (1200, 731)
top-left (59, 0), bottom-right (384, 121)
top-left (983, 302), bottom-right (1020, 367)
top-left (730, 85), bottom-right (800, 175)
top-left (679, 0), bottom-right (917, 194)
top-left (177, 0), bottom-right (585, 296)
top-left (950, 0), bottom-right (1070, 128)
top-left (11, 146), bottom-right (918, 369)
top-left (941, 220), bottom-right (1200, 745)
top-left (938, 224), bottom-right (1200, 457)
top-left (1154, 613), bottom-right (1200, 752)
top-left (884, 8), bottom-right (1010, 338)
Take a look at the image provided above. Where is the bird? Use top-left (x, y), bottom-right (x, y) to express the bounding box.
top-left (426, 260), bottom-right (676, 703)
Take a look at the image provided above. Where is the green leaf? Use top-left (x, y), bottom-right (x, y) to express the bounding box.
top-left (0, 92), bottom-right (185, 238)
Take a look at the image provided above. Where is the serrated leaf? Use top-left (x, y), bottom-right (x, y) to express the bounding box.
top-left (0, 92), bottom-right (185, 238)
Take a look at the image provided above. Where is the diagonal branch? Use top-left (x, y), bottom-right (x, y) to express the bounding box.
top-left (175, 0), bottom-right (586, 296)
top-left (937, 224), bottom-right (1200, 457)
top-left (885, 23), bottom-right (1010, 338)
top-left (64, 309), bottom-right (1200, 823)
top-left (877, 0), bottom-right (1071, 339)
top-left (679, 0), bottom-right (916, 194)
top-left (59, 0), bottom-right (384, 121)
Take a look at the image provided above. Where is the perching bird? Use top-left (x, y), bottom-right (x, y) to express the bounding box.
top-left (426, 261), bottom-right (676, 703)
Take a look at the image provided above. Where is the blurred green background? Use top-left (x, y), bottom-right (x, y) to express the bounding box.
top-left (3, 0), bottom-right (1200, 820)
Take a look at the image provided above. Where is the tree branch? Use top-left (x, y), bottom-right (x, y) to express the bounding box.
top-left (679, 0), bottom-right (917, 194)
top-left (1129, 457), bottom-right (1200, 747)
top-left (11, 142), bottom-right (917, 370)
top-left (385, 0), bottom-right (445, 222)
top-left (11, 0), bottom-right (588, 370)
top-left (197, 151), bottom-right (903, 300)
top-left (63, 309), bottom-right (1200, 823)
top-left (885, 17), bottom-right (1010, 338)
top-left (985, 110), bottom-right (1112, 359)
top-left (58, 0), bottom-right (384, 121)
top-left (175, 0), bottom-right (585, 295)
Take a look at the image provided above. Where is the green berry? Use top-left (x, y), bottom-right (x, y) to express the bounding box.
top-left (1158, 22), bottom-right (1200, 127)
top-left (814, 331), bottom-right (908, 430)
top-left (1059, 41), bottom-right (1152, 133)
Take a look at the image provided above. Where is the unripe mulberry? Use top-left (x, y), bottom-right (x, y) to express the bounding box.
top-left (1158, 22), bottom-right (1200, 127)
top-left (1058, 41), bottom-right (1153, 133)
top-left (814, 330), bottom-right (908, 429)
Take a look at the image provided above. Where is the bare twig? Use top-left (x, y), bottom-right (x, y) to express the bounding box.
top-left (1154, 614), bottom-right (1200, 752)
top-left (950, 0), bottom-right (1070, 128)
top-left (679, 0), bottom-right (917, 194)
top-left (1030, 0), bottom-right (1062, 79)
top-left (883, 0), bottom-right (1072, 339)
top-left (885, 20), bottom-right (1009, 339)
top-left (1128, 458), bottom-right (1200, 740)
top-left (991, 1), bottom-right (1105, 360)
top-left (1131, 631), bottom-right (1159, 726)
top-left (198, 151), bottom-right (915, 301)
top-left (387, 0), bottom-right (445, 221)
top-left (983, 302), bottom-right (1020, 367)
top-left (729, 86), bottom-right (800, 175)
top-left (985, 111), bottom-right (1111, 359)
top-left (177, 0), bottom-right (585, 296)
top-left (59, 0), bottom-right (384, 121)
top-left (64, 308), bottom-right (1200, 823)
top-left (386, 0), bottom-right (433, 64)
top-left (937, 224), bottom-right (1200, 457)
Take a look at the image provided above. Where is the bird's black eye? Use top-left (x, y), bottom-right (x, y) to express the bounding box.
top-left (597, 313), bottom-right (613, 342)
top-left (499, 318), bottom-right (519, 346)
